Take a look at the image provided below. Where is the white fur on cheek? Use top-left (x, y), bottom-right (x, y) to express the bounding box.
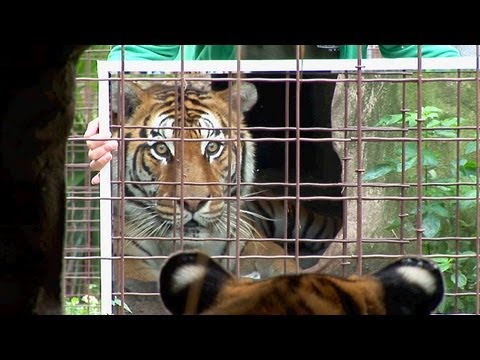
top-left (396, 266), bottom-right (437, 295)
top-left (171, 265), bottom-right (207, 293)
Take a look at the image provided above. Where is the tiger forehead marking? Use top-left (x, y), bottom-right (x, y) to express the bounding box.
top-left (147, 111), bottom-right (226, 162)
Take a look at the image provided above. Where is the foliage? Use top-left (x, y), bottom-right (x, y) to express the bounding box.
top-left (364, 105), bottom-right (478, 313)
top-left (113, 297), bottom-right (133, 314)
top-left (64, 284), bottom-right (101, 315)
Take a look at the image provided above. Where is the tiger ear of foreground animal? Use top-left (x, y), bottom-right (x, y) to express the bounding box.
top-left (159, 250), bottom-right (445, 315)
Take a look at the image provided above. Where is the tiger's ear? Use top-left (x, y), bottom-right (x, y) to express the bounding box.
top-left (217, 82), bottom-right (258, 113)
top-left (109, 80), bottom-right (145, 124)
top-left (159, 251), bottom-right (234, 315)
top-left (372, 257), bottom-right (445, 315)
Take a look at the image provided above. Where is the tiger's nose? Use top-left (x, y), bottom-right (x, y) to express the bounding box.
top-left (181, 199), bottom-right (207, 213)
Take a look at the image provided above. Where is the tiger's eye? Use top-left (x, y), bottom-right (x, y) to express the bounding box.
top-left (206, 141), bottom-right (221, 156)
top-left (154, 142), bottom-right (169, 156)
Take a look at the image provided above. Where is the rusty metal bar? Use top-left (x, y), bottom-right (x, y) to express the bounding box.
top-left (399, 70), bottom-right (408, 257)
top-left (116, 45), bottom-right (127, 315)
top-left (294, 45), bottom-right (302, 271)
top-left (342, 72), bottom-right (350, 277)
top-left (415, 45), bottom-right (424, 255)
top-left (234, 45), bottom-right (243, 277)
top-left (454, 68), bottom-right (462, 313)
top-left (283, 67), bottom-right (291, 272)
top-left (179, 45), bottom-right (186, 251)
top-left (355, 45), bottom-right (364, 275)
top-left (475, 45), bottom-right (480, 315)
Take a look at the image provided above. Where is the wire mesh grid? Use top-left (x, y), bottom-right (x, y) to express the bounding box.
top-left (64, 46), bottom-right (112, 315)
top-left (65, 45), bottom-right (480, 315)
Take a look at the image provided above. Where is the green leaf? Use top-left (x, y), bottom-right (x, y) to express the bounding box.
top-left (423, 106), bottom-right (443, 114)
top-left (464, 141), bottom-right (477, 155)
top-left (460, 250), bottom-right (477, 256)
top-left (425, 113), bottom-right (439, 121)
top-left (432, 257), bottom-right (453, 272)
top-left (459, 160), bottom-right (478, 178)
top-left (441, 118), bottom-right (458, 127)
top-left (450, 272), bottom-right (467, 289)
top-left (112, 297), bottom-right (133, 314)
top-left (422, 214), bottom-right (441, 238)
top-left (376, 114), bottom-right (403, 126)
top-left (363, 163), bottom-right (395, 181)
top-left (435, 129), bottom-right (457, 138)
top-left (459, 188), bottom-right (478, 211)
top-left (442, 117), bottom-right (461, 127)
top-left (384, 217), bottom-right (401, 231)
top-left (404, 143), bottom-right (418, 159)
top-left (403, 156), bottom-right (417, 172)
top-left (427, 169), bottom-right (437, 180)
top-left (69, 297), bottom-right (80, 306)
top-left (458, 251), bottom-right (477, 264)
top-left (422, 149), bottom-right (438, 167)
top-left (429, 203), bottom-right (449, 218)
top-left (425, 119), bottom-right (441, 128)
top-left (406, 113), bottom-right (418, 127)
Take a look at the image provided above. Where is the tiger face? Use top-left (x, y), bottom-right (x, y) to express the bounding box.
top-left (160, 250), bottom-right (445, 315)
top-left (113, 81), bottom-right (258, 261)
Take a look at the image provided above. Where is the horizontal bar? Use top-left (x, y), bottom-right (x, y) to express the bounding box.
top-left (98, 57), bottom-right (479, 73)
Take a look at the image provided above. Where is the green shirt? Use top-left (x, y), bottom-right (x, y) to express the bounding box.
top-left (339, 45), bottom-right (460, 59)
top-left (108, 45), bottom-right (460, 61)
top-left (107, 45), bottom-right (236, 61)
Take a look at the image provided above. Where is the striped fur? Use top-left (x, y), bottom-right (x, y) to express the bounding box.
top-left (160, 251), bottom-right (445, 315)
top-left (111, 81), bottom-right (297, 289)
top-left (244, 197), bottom-right (342, 268)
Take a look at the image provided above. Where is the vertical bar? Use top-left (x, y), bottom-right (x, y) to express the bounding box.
top-left (355, 45), bottom-right (364, 275)
top-left (234, 45), bottom-right (242, 277)
top-left (399, 71), bottom-right (408, 256)
top-left (84, 49), bottom-right (93, 313)
top-left (454, 68), bottom-right (462, 313)
top-left (116, 46), bottom-right (126, 315)
top-left (475, 45), bottom-right (480, 315)
top-left (415, 46), bottom-right (424, 255)
top-left (341, 72), bottom-right (350, 277)
top-left (283, 71), bottom-right (290, 270)
top-left (294, 45), bottom-right (302, 272)
top-left (179, 45), bottom-right (186, 251)
top-left (225, 71), bottom-right (233, 273)
top-left (97, 61), bottom-right (113, 315)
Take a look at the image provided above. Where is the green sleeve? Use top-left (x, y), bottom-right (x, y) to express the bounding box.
top-left (379, 45), bottom-right (460, 58)
top-left (107, 45), bottom-right (236, 61)
top-left (107, 45), bottom-right (182, 60)
top-left (339, 45), bottom-right (460, 59)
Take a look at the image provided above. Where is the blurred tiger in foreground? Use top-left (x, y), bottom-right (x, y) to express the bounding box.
top-left (160, 250), bottom-right (445, 315)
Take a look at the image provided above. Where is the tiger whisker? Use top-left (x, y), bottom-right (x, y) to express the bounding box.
top-left (239, 209), bottom-right (276, 222)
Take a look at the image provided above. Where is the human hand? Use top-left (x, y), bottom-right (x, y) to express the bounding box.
top-left (84, 117), bottom-right (118, 185)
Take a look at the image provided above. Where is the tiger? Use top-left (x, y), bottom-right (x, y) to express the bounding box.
top-left (109, 79), bottom-right (300, 313)
top-left (159, 250), bottom-right (445, 315)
